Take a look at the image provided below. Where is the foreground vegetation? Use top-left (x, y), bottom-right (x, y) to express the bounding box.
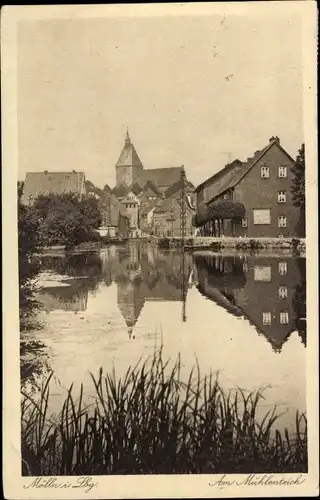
top-left (21, 350), bottom-right (307, 475)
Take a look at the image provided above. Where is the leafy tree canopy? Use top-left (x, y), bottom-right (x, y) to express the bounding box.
top-left (291, 143), bottom-right (305, 210)
top-left (144, 180), bottom-right (161, 196)
top-left (112, 184), bottom-right (129, 198)
top-left (130, 182), bottom-right (143, 195)
top-left (291, 143), bottom-right (305, 237)
top-left (165, 179), bottom-right (194, 199)
top-left (33, 192), bottom-right (102, 249)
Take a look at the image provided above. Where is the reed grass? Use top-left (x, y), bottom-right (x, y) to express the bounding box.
top-left (21, 349), bottom-right (307, 475)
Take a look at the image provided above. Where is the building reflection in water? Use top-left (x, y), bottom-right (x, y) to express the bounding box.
top-left (34, 246), bottom-right (306, 351)
top-left (194, 253), bottom-right (307, 352)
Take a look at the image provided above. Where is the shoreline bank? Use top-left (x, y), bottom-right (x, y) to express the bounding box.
top-left (35, 236), bottom-right (306, 256)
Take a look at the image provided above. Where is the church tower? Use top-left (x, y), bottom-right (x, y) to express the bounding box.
top-left (115, 129), bottom-right (144, 187)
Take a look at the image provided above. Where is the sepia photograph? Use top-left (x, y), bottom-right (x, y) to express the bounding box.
top-left (2, 2), bottom-right (318, 498)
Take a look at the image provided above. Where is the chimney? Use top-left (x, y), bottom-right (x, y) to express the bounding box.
top-left (269, 136), bottom-right (280, 145)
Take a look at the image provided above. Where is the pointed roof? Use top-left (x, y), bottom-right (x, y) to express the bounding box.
top-left (116, 130), bottom-right (144, 168)
top-left (194, 137), bottom-right (295, 202)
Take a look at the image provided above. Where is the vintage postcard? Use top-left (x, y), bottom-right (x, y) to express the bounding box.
top-left (2, 2), bottom-right (318, 498)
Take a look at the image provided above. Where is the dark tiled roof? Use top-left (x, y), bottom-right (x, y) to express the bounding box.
top-left (85, 180), bottom-right (104, 198)
top-left (194, 138), bottom-right (284, 201)
top-left (138, 166), bottom-right (183, 188)
top-left (154, 196), bottom-right (195, 216)
top-left (116, 137), bottom-right (143, 168)
top-left (22, 171), bottom-right (85, 204)
top-left (153, 197), bottom-right (176, 214)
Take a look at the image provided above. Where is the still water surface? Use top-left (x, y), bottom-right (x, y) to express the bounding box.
top-left (22, 242), bottom-right (306, 432)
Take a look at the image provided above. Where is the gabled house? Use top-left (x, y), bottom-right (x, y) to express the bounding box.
top-left (152, 196), bottom-right (195, 237)
top-left (194, 137), bottom-right (300, 238)
top-left (21, 171), bottom-right (86, 205)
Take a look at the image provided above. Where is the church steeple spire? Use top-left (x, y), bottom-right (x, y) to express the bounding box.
top-left (125, 128), bottom-right (131, 144)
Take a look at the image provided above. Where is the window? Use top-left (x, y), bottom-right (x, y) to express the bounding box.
top-left (262, 312), bottom-right (272, 325)
top-left (223, 193), bottom-right (229, 200)
top-left (278, 262), bottom-right (287, 275)
top-left (278, 286), bottom-right (288, 299)
top-left (278, 191), bottom-right (287, 203)
top-left (243, 262), bottom-right (248, 273)
top-left (278, 215), bottom-right (287, 228)
top-left (242, 217), bottom-right (248, 228)
top-left (254, 266), bottom-right (271, 282)
top-left (280, 312), bottom-right (289, 324)
top-left (253, 209), bottom-right (271, 225)
top-left (261, 166), bottom-right (270, 178)
top-left (278, 166), bottom-right (287, 178)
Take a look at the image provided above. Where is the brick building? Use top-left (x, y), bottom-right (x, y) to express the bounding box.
top-left (194, 137), bottom-right (301, 238)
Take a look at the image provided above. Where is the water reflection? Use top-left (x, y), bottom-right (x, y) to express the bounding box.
top-left (194, 253), bottom-right (306, 352)
top-left (34, 246), bottom-right (306, 353)
top-left (22, 245), bottom-right (307, 426)
top-left (102, 243), bottom-right (194, 335)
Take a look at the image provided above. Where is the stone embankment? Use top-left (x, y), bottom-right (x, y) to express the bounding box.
top-left (157, 236), bottom-right (306, 254)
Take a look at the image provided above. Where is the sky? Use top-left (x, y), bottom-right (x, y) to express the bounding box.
top-left (17, 12), bottom-right (303, 188)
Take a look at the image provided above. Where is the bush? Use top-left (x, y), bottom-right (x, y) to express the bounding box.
top-left (292, 238), bottom-right (301, 251)
top-left (33, 193), bottom-right (102, 249)
top-left (249, 239), bottom-right (263, 251)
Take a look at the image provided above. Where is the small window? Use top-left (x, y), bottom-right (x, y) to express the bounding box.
top-left (280, 312), bottom-right (289, 324)
top-left (278, 262), bottom-right (287, 275)
top-left (278, 286), bottom-right (288, 299)
top-left (278, 166), bottom-right (287, 178)
top-left (278, 215), bottom-right (287, 228)
top-left (262, 312), bottom-right (272, 325)
top-left (278, 191), bottom-right (287, 203)
top-left (242, 217), bottom-right (248, 228)
top-left (261, 166), bottom-right (270, 178)
top-left (223, 193), bottom-right (229, 200)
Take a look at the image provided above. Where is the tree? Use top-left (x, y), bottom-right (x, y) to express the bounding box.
top-left (112, 184), bottom-right (129, 198)
top-left (18, 184), bottom-right (43, 325)
top-left (165, 179), bottom-right (194, 199)
top-left (33, 193), bottom-right (102, 249)
top-left (144, 180), bottom-right (160, 196)
top-left (130, 182), bottom-right (143, 195)
top-left (291, 144), bottom-right (305, 237)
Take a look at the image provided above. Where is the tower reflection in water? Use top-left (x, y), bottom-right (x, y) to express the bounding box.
top-left (194, 253), bottom-right (306, 352)
top-left (35, 246), bottom-right (306, 352)
top-left (105, 242), bottom-right (193, 338)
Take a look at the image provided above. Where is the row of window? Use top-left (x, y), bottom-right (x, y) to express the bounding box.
top-left (262, 312), bottom-right (289, 325)
top-left (261, 165), bottom-right (287, 179)
top-left (243, 261), bottom-right (288, 276)
top-left (242, 214), bottom-right (288, 227)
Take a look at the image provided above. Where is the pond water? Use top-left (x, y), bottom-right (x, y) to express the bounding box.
top-left (21, 241), bottom-right (306, 432)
